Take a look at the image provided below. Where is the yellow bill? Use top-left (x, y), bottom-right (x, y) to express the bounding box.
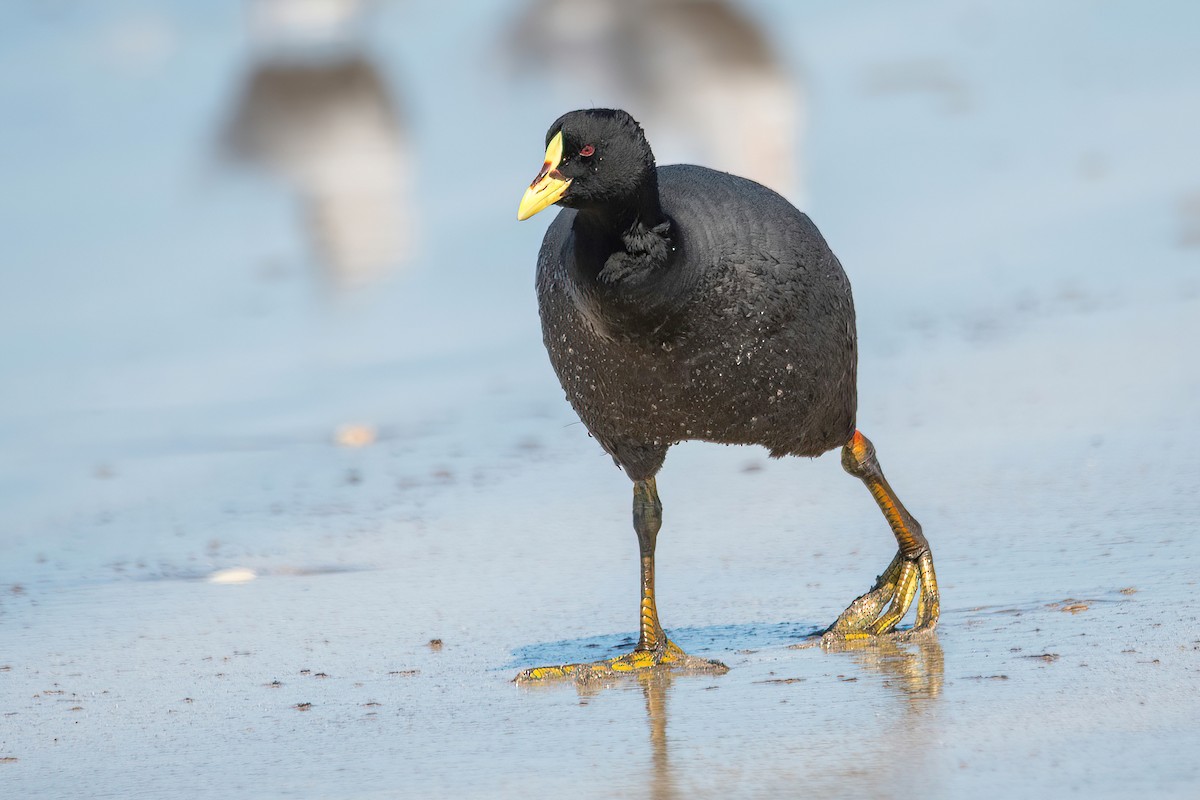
top-left (517, 131), bottom-right (571, 221)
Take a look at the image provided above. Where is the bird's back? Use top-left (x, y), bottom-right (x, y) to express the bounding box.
top-left (537, 164), bottom-right (856, 479)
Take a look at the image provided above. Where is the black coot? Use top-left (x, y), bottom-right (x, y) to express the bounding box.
top-left (515, 109), bottom-right (938, 681)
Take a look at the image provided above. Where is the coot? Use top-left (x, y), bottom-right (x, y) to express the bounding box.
top-left (515, 109), bottom-right (938, 681)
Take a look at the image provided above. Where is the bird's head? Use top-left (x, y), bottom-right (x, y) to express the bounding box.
top-left (517, 108), bottom-right (656, 221)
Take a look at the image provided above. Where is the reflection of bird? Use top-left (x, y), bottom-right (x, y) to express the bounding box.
top-left (220, 1), bottom-right (408, 287)
top-left (640, 673), bottom-right (678, 800)
top-left (573, 671), bottom-right (679, 798)
top-left (507, 0), bottom-right (803, 201)
top-left (514, 110), bottom-right (939, 681)
top-left (820, 636), bottom-right (945, 702)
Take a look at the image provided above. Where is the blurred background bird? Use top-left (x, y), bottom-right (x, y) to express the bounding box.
top-left (219, 0), bottom-right (411, 289)
top-left (506, 0), bottom-right (804, 203)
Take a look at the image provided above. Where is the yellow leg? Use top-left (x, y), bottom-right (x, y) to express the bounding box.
top-left (515, 478), bottom-right (728, 683)
top-left (823, 431), bottom-right (940, 643)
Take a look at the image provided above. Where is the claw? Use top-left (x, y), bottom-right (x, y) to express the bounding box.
top-left (822, 550), bottom-right (940, 644)
top-left (514, 640), bottom-right (728, 684)
top-left (914, 552), bottom-right (941, 627)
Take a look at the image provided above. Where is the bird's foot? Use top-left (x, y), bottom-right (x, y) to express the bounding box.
top-left (514, 640), bottom-right (728, 684)
top-left (818, 550), bottom-right (940, 645)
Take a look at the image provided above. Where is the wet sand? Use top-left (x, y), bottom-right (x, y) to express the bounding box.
top-left (2, 1), bottom-right (1199, 797)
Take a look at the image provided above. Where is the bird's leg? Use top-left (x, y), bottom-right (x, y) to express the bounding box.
top-left (515, 478), bottom-right (727, 683)
top-left (823, 431), bottom-right (940, 642)
top-left (633, 477), bottom-right (668, 651)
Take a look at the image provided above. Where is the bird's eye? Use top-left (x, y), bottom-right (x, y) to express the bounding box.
top-left (579, 145), bottom-right (595, 157)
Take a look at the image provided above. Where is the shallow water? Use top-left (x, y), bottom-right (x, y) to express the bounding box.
top-left (2, 1), bottom-right (1199, 798)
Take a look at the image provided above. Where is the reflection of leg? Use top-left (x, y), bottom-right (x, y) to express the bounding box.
top-left (824, 431), bottom-right (940, 641)
top-left (515, 478), bottom-right (728, 683)
top-left (818, 635), bottom-right (945, 701)
top-left (640, 673), bottom-right (678, 800)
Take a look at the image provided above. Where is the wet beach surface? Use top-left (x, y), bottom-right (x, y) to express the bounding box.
top-left (2, 1), bottom-right (1199, 797)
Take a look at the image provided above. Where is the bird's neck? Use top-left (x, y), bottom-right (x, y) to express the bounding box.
top-left (572, 175), bottom-right (674, 285)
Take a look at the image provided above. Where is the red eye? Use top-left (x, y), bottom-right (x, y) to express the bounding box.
top-left (579, 144), bottom-right (595, 157)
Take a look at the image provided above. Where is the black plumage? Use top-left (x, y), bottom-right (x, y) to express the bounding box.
top-left (535, 125), bottom-right (855, 478)
top-left (515, 109), bottom-right (938, 681)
